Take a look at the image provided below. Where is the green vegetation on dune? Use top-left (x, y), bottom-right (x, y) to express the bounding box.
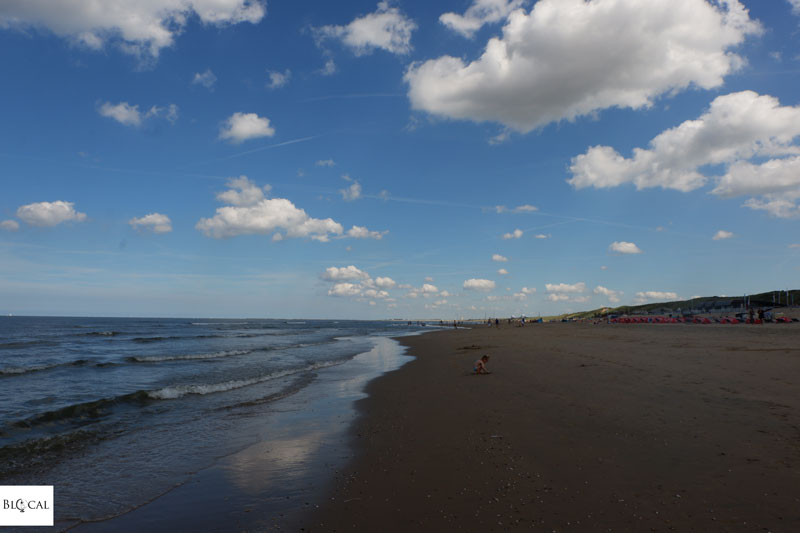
top-left (544, 289), bottom-right (800, 322)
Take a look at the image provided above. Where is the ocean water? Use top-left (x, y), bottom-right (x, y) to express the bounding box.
top-left (0, 316), bottom-right (429, 530)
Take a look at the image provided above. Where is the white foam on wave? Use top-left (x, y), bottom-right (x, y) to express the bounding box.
top-left (147, 359), bottom-right (349, 400)
top-left (1, 362), bottom-right (61, 375)
top-left (131, 349), bottom-right (252, 363)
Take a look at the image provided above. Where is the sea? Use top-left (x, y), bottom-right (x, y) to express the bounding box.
top-left (0, 316), bottom-right (432, 531)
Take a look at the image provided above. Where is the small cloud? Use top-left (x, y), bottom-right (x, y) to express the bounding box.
top-left (463, 278), bottom-right (496, 291)
top-left (16, 201), bottom-right (87, 227)
top-left (192, 69), bottom-right (217, 90)
top-left (99, 101), bottom-right (177, 127)
top-left (129, 212), bottom-right (172, 234)
top-left (424, 277), bottom-right (434, 282)
top-left (609, 241), bottom-right (643, 254)
top-left (346, 225), bottom-right (386, 239)
top-left (521, 287), bottom-right (536, 294)
top-left (789, 244), bottom-right (800, 249)
top-left (321, 265), bottom-right (370, 281)
top-left (489, 130), bottom-right (511, 145)
top-left (495, 205), bottom-right (507, 213)
top-left (492, 254), bottom-right (508, 262)
top-left (0, 220), bottom-right (20, 231)
top-left (266, 69), bottom-right (291, 89)
top-left (328, 282), bottom-right (362, 297)
top-left (712, 230), bottom-right (734, 240)
top-left (320, 58), bottom-right (336, 76)
top-left (502, 228), bottom-right (523, 240)
top-left (497, 268), bottom-right (509, 275)
top-left (513, 204), bottom-right (538, 213)
top-left (634, 290), bottom-right (678, 304)
top-left (375, 277), bottom-right (396, 289)
top-left (594, 285), bottom-right (622, 303)
top-left (316, 159), bottom-right (336, 167)
top-left (534, 233), bottom-right (550, 239)
top-left (99, 101), bottom-right (142, 126)
top-left (314, 1), bottom-right (417, 56)
top-left (340, 181), bottom-right (362, 201)
top-left (600, 265), bottom-right (608, 270)
top-left (219, 112), bottom-right (275, 143)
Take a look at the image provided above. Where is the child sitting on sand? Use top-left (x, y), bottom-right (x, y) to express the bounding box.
top-left (474, 355), bottom-right (491, 374)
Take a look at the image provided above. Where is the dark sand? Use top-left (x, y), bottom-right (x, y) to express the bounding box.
top-left (310, 323), bottom-right (800, 531)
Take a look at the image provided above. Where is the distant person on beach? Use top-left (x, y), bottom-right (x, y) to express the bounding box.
top-left (758, 308), bottom-right (765, 323)
top-left (749, 308), bottom-right (755, 323)
top-left (495, 318), bottom-right (499, 328)
top-left (474, 355), bottom-right (491, 374)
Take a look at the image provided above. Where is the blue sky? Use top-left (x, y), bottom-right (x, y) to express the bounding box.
top-left (1, 0), bottom-right (799, 319)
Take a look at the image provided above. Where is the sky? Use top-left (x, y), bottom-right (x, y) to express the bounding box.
top-left (1, 0), bottom-right (799, 319)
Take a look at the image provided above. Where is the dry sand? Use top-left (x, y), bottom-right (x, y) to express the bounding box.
top-left (309, 323), bottom-right (800, 531)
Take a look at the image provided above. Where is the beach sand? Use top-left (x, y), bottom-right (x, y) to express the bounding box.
top-left (310, 323), bottom-right (800, 531)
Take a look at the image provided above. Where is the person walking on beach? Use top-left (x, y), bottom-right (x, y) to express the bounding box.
top-left (474, 355), bottom-right (491, 374)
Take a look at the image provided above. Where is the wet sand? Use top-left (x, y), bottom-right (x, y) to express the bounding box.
top-left (310, 323), bottom-right (800, 531)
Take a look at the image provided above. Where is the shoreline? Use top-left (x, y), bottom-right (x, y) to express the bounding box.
top-left (310, 323), bottom-right (800, 531)
top-left (65, 334), bottom-right (414, 533)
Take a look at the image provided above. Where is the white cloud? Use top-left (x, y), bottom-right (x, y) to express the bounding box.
top-left (316, 159), bottom-right (336, 167)
top-left (502, 228), bottom-right (523, 239)
top-left (129, 213), bottom-right (172, 234)
top-left (594, 285), bottom-right (622, 303)
top-left (570, 92), bottom-right (800, 194)
top-left (340, 181), bottom-right (362, 201)
top-left (364, 289), bottom-right (390, 299)
top-left (315, 1), bottom-right (416, 56)
top-left (320, 266), bottom-right (397, 303)
top-left (424, 276), bottom-right (434, 282)
top-left (463, 278), bottom-right (496, 291)
top-left (328, 282), bottom-right (362, 297)
top-left (219, 112), bottom-right (275, 143)
top-left (421, 283), bottom-right (439, 293)
top-left (405, 282), bottom-right (440, 299)
top-left (789, 0), bottom-right (800, 14)
top-left (375, 277), bottom-right (396, 289)
top-left (521, 287), bottom-right (535, 294)
top-left (0, 0), bottom-right (265, 57)
top-left (546, 282), bottom-right (587, 303)
top-left (492, 253), bottom-right (508, 262)
top-left (267, 69), bottom-right (291, 89)
top-left (192, 69), bottom-right (217, 90)
top-left (513, 204), bottom-right (537, 213)
top-left (742, 193), bottom-right (800, 219)
top-left (321, 265), bottom-right (370, 281)
top-left (440, 0), bottom-right (525, 38)
top-left (497, 268), bottom-right (508, 275)
top-left (216, 176), bottom-right (270, 206)
top-left (0, 220), bottom-right (19, 231)
top-left (99, 102), bottom-right (142, 126)
top-left (16, 201), bottom-right (87, 227)
top-left (634, 290), bottom-right (678, 304)
top-left (346, 225), bottom-right (386, 240)
top-left (546, 282), bottom-right (585, 294)
top-left (406, 0), bottom-right (760, 133)
top-left (609, 241), bottom-right (642, 254)
top-left (712, 230), bottom-right (734, 240)
top-left (320, 58), bottom-right (337, 76)
top-left (534, 234), bottom-right (550, 239)
top-left (196, 177), bottom-right (343, 240)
